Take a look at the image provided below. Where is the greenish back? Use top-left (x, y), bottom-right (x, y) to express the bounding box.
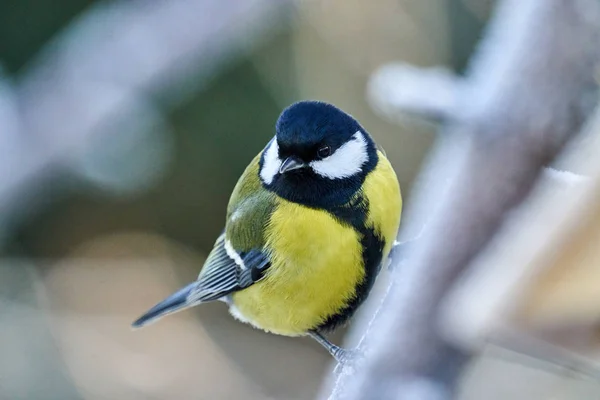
top-left (226, 153), bottom-right (276, 251)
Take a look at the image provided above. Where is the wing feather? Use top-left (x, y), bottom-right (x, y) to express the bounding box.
top-left (132, 153), bottom-right (275, 327)
top-left (187, 152), bottom-right (276, 302)
top-left (187, 233), bottom-right (270, 303)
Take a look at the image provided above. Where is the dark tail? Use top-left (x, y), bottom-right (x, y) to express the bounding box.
top-left (131, 282), bottom-right (197, 329)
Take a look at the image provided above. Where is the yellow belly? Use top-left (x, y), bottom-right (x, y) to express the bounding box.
top-left (230, 200), bottom-right (364, 336)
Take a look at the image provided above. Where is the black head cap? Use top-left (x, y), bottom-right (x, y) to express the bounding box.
top-left (260, 100), bottom-right (378, 208)
top-left (275, 101), bottom-right (364, 161)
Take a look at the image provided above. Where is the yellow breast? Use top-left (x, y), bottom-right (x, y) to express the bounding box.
top-left (231, 200), bottom-right (364, 336)
top-left (230, 151), bottom-right (402, 336)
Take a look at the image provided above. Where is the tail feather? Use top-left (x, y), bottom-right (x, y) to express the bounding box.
top-left (132, 282), bottom-right (197, 328)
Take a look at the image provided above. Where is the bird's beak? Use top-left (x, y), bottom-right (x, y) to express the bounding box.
top-left (279, 156), bottom-right (306, 174)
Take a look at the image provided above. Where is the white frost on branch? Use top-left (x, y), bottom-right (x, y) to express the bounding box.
top-left (367, 64), bottom-right (462, 123)
top-left (542, 167), bottom-right (590, 187)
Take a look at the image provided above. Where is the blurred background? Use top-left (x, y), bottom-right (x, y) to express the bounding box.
top-left (6, 1), bottom-right (592, 399)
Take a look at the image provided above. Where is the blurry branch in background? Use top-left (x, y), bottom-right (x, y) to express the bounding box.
top-left (0, 0), bottom-right (293, 228)
top-left (0, 2), bottom-right (295, 397)
top-left (440, 102), bottom-right (600, 382)
top-left (323, 0), bottom-right (600, 399)
top-left (368, 64), bottom-right (462, 123)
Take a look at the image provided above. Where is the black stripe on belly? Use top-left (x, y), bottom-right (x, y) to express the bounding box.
top-left (315, 193), bottom-right (385, 332)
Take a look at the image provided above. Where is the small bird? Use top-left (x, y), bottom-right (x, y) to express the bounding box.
top-left (132, 101), bottom-right (402, 362)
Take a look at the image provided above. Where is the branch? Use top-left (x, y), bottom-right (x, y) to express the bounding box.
top-left (367, 64), bottom-right (462, 123)
top-left (439, 106), bottom-right (600, 364)
top-left (321, 0), bottom-right (600, 398)
top-left (0, 0), bottom-right (292, 220)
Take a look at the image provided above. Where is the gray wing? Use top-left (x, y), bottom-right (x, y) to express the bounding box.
top-left (187, 233), bottom-right (270, 303)
top-left (131, 232), bottom-right (270, 328)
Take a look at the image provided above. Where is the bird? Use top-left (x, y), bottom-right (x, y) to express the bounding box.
top-left (132, 100), bottom-right (402, 363)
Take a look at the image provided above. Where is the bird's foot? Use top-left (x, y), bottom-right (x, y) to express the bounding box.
top-left (332, 347), bottom-right (364, 375)
top-left (307, 330), bottom-right (364, 374)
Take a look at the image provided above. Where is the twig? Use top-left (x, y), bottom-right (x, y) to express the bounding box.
top-left (321, 0), bottom-right (600, 398)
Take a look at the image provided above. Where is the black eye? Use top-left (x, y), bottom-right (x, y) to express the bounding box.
top-left (317, 145), bottom-right (331, 159)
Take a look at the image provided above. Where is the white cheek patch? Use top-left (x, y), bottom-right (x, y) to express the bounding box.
top-left (259, 138), bottom-right (282, 185)
top-left (310, 131), bottom-right (369, 179)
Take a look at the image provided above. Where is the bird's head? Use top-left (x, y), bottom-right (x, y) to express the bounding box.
top-left (259, 101), bottom-right (378, 208)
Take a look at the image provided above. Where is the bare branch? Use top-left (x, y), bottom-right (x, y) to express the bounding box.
top-left (367, 63), bottom-right (462, 123)
top-left (0, 0), bottom-right (292, 221)
top-left (322, 0), bottom-right (600, 398)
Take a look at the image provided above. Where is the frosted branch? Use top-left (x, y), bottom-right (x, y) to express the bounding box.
top-left (322, 0), bottom-right (600, 398)
top-left (367, 64), bottom-right (462, 123)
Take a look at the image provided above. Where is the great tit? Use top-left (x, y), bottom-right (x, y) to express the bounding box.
top-left (132, 100), bottom-right (402, 362)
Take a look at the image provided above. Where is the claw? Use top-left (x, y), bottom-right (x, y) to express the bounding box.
top-left (332, 347), bottom-right (364, 375)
